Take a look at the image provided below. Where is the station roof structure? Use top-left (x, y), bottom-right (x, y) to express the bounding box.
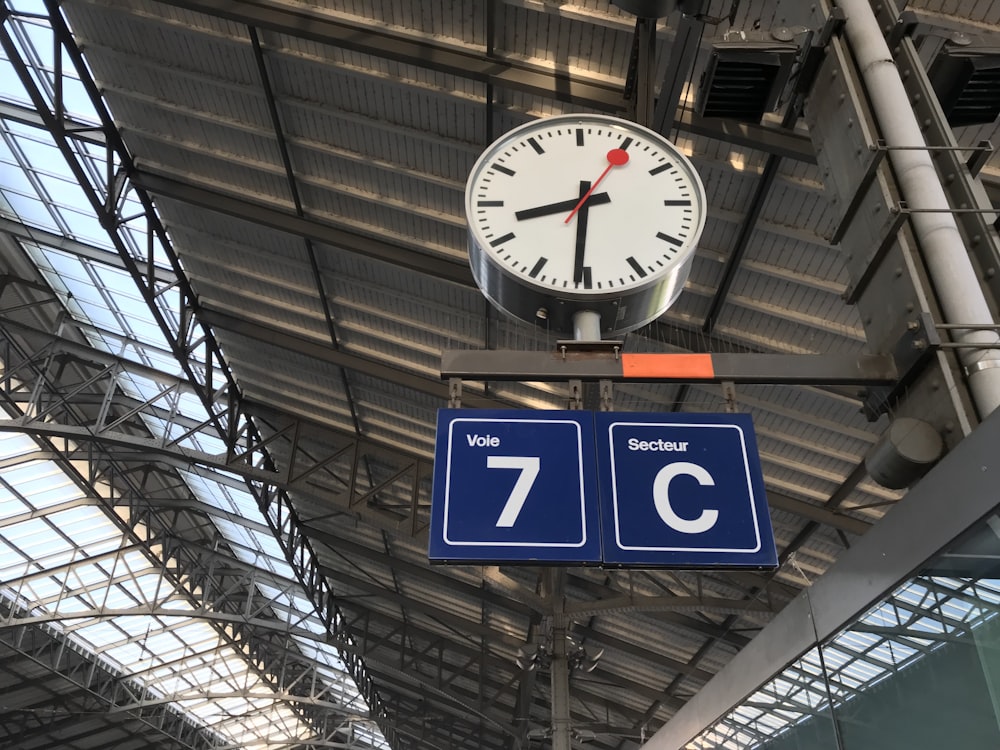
top-left (0, 1), bottom-right (998, 749)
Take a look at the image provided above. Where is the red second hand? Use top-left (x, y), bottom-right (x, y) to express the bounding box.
top-left (564, 148), bottom-right (629, 224)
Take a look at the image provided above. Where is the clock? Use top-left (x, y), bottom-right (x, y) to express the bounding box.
top-left (465, 113), bottom-right (707, 337)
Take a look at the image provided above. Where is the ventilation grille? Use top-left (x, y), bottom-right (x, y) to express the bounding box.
top-left (929, 50), bottom-right (1000, 127)
top-left (697, 44), bottom-right (798, 122)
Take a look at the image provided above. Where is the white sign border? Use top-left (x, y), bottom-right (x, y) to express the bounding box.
top-left (607, 421), bottom-right (763, 554)
top-left (442, 417), bottom-right (589, 548)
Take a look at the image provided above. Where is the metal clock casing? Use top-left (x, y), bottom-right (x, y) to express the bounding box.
top-left (465, 114), bottom-right (707, 336)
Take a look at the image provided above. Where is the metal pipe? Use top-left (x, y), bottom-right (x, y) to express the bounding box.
top-left (834, 0), bottom-right (1000, 417)
top-left (573, 310), bottom-right (602, 341)
top-left (550, 614), bottom-right (572, 750)
top-left (542, 567), bottom-right (572, 750)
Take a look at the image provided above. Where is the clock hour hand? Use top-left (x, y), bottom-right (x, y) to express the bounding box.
top-left (514, 192), bottom-right (610, 221)
top-left (573, 180), bottom-right (591, 286)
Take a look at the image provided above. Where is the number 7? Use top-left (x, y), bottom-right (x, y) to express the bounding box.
top-left (488, 456), bottom-right (540, 527)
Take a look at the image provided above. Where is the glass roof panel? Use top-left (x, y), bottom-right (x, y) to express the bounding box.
top-left (687, 519), bottom-right (1000, 750)
top-left (0, 7), bottom-right (387, 745)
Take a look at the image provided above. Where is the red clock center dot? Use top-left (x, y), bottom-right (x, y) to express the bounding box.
top-left (607, 148), bottom-right (629, 166)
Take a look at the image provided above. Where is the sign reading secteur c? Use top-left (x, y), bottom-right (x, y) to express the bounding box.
top-left (595, 412), bottom-right (777, 568)
top-left (428, 409), bottom-right (601, 564)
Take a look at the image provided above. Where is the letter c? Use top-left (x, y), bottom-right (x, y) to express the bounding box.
top-left (653, 462), bottom-right (719, 534)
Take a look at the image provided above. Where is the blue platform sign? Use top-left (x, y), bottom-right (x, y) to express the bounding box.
top-left (429, 409), bottom-right (601, 564)
top-left (595, 412), bottom-right (777, 568)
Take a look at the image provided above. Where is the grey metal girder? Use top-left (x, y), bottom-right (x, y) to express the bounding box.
top-left (196, 306), bottom-right (491, 408)
top-left (1, 306), bottom-right (872, 546)
top-left (130, 170), bottom-right (475, 288)
top-left (0, 217), bottom-right (171, 282)
top-left (0, 602), bottom-right (218, 750)
top-left (0, 406), bottom-right (867, 549)
top-left (440, 349), bottom-right (898, 385)
top-left (339, 602), bottom-right (683, 749)
top-left (0, 359), bottom-right (380, 747)
top-left (150, 0), bottom-right (816, 161)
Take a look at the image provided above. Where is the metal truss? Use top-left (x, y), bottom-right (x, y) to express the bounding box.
top-left (0, 308), bottom-right (433, 539)
top-left (0, 301), bottom-right (398, 745)
top-left (0, 296), bottom-right (782, 748)
top-left (0, 5), bottom-right (887, 749)
top-left (0, 3), bottom-right (397, 742)
top-left (0, 601), bottom-right (226, 750)
top-left (0, 382), bottom-right (377, 748)
top-left (0, 589), bottom-right (373, 749)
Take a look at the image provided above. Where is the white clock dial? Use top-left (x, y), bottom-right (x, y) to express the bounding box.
top-left (465, 114), bottom-right (707, 336)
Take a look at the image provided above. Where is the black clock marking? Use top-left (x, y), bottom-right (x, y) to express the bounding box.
top-left (515, 193), bottom-right (610, 220)
top-left (664, 199), bottom-right (691, 206)
top-left (490, 232), bottom-right (515, 247)
top-left (478, 200), bottom-right (504, 207)
top-left (492, 163), bottom-right (515, 176)
top-left (627, 256), bottom-right (648, 278)
top-left (649, 162), bottom-right (673, 176)
top-left (580, 267), bottom-right (593, 289)
top-left (576, 128), bottom-right (584, 146)
top-left (527, 137), bottom-right (544, 154)
top-left (657, 232), bottom-right (683, 246)
top-left (529, 257), bottom-right (547, 278)
top-left (620, 137), bottom-right (633, 150)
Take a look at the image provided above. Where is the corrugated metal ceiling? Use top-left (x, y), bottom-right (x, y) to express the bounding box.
top-left (1, 0), bottom-right (998, 748)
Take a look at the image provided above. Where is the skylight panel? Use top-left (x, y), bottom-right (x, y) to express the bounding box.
top-left (867, 639), bottom-right (917, 665)
top-left (0, 57), bottom-right (24, 104)
top-left (3, 513), bottom-right (72, 556)
top-left (0, 491), bottom-right (29, 519)
top-left (0, 137), bottom-right (34, 192)
top-left (1, 180), bottom-right (57, 228)
top-left (213, 519), bottom-right (298, 581)
top-left (0, 8), bottom-right (388, 746)
top-left (50, 506), bottom-right (124, 551)
top-left (0, 443), bottom-right (320, 746)
top-left (4, 13), bottom-right (96, 124)
top-left (0, 431), bottom-right (38, 459)
top-left (2, 457), bottom-right (68, 492)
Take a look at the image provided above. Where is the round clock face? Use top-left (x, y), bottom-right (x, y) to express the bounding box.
top-left (465, 114), bottom-right (706, 305)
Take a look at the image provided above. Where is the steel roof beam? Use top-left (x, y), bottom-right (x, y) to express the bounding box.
top-left (441, 348), bottom-right (896, 386)
top-left (246, 24), bottom-right (368, 447)
top-left (6, 4), bottom-right (400, 728)
top-left (321, 560), bottom-right (718, 686)
top-left (347, 605), bottom-right (682, 744)
top-left (0, 352), bottom-right (370, 745)
top-left (1, 314), bottom-right (872, 544)
top-left (150, 0), bottom-right (816, 161)
top-left (304, 525), bottom-right (541, 618)
top-left (196, 305), bottom-right (494, 408)
top-left (131, 169), bottom-right (475, 287)
top-left (0, 603), bottom-right (216, 749)
top-left (0, 216), bottom-right (172, 283)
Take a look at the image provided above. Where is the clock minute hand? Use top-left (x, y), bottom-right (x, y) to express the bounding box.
top-left (573, 180), bottom-right (591, 285)
top-left (564, 147), bottom-right (630, 224)
top-left (514, 193), bottom-right (610, 221)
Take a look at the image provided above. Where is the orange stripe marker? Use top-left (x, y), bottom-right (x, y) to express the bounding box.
top-left (620, 353), bottom-right (715, 380)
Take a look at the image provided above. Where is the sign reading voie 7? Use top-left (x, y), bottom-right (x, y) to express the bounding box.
top-left (595, 412), bottom-right (777, 569)
top-left (429, 409), bottom-right (601, 564)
